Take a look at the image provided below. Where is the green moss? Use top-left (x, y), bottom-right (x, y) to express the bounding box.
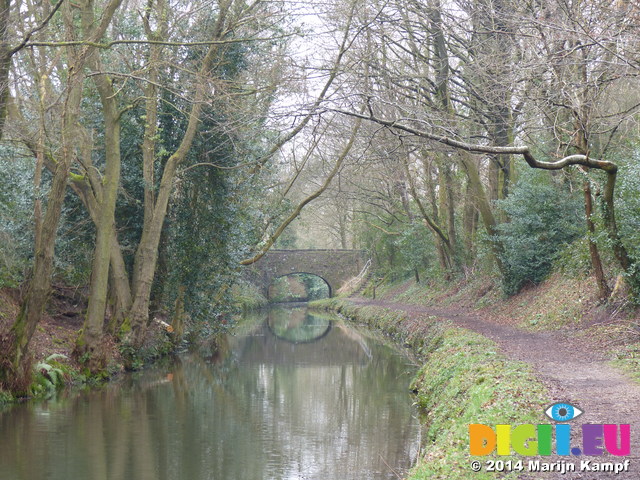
top-left (68, 172), bottom-right (85, 182)
top-left (118, 318), bottom-right (132, 337)
top-left (409, 328), bottom-right (547, 479)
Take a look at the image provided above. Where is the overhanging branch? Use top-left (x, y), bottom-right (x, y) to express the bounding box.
top-left (330, 107), bottom-right (618, 173)
top-left (23, 33), bottom-right (296, 50)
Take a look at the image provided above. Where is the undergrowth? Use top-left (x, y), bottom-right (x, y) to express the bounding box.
top-left (30, 353), bottom-right (70, 398)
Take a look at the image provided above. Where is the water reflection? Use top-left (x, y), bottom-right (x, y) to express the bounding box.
top-left (266, 305), bottom-right (332, 343)
top-left (0, 307), bottom-right (421, 480)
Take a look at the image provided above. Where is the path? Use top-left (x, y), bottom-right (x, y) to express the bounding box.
top-left (349, 297), bottom-right (640, 479)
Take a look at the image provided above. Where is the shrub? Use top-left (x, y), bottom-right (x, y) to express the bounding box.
top-left (616, 158), bottom-right (640, 302)
top-left (30, 354), bottom-right (69, 398)
top-left (495, 170), bottom-right (583, 295)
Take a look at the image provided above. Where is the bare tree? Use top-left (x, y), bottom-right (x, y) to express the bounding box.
top-left (328, 0), bottom-right (639, 293)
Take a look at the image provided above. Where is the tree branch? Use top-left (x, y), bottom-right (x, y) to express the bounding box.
top-left (331, 107), bottom-right (618, 173)
top-left (240, 116), bottom-right (363, 265)
top-left (24, 33), bottom-right (295, 50)
top-left (8, 0), bottom-right (66, 57)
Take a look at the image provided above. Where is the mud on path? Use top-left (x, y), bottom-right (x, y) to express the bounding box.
top-left (349, 297), bottom-right (640, 479)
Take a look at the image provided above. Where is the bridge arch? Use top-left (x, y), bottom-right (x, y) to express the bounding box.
top-left (245, 249), bottom-right (369, 299)
top-left (268, 272), bottom-right (332, 301)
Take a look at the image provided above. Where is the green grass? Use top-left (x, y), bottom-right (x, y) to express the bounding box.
top-left (408, 328), bottom-right (548, 479)
top-left (608, 325), bottom-right (640, 383)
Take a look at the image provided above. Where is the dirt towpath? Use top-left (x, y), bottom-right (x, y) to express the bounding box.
top-left (349, 297), bottom-right (640, 479)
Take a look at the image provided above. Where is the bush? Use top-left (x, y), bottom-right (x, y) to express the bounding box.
top-left (495, 170), bottom-right (583, 295)
top-left (0, 146), bottom-right (95, 288)
top-left (616, 158), bottom-right (640, 302)
top-left (616, 158), bottom-right (640, 257)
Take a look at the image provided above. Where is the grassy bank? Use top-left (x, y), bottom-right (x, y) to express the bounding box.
top-left (311, 297), bottom-right (549, 479)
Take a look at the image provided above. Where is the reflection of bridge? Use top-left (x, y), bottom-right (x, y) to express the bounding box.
top-left (231, 314), bottom-right (373, 366)
top-left (245, 249), bottom-right (369, 297)
top-left (266, 307), bottom-right (333, 343)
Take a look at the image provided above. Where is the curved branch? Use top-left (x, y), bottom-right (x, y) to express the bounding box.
top-left (240, 117), bottom-right (362, 266)
top-left (520, 152), bottom-right (617, 174)
top-left (364, 221), bottom-right (401, 236)
top-left (332, 107), bottom-right (621, 171)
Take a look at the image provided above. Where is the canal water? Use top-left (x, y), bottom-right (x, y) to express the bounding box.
top-left (0, 306), bottom-right (422, 480)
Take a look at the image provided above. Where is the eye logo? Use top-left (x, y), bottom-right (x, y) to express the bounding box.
top-left (545, 402), bottom-right (583, 422)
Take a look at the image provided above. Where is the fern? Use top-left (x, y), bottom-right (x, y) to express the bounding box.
top-left (31, 354), bottom-right (69, 397)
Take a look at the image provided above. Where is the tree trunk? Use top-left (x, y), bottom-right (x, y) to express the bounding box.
top-left (69, 175), bottom-right (132, 331)
top-left (601, 171), bottom-right (632, 273)
top-left (584, 181), bottom-right (610, 300)
top-left (573, 113), bottom-right (612, 301)
top-left (404, 153), bottom-right (454, 272)
top-left (75, 54), bottom-right (122, 370)
top-left (0, 0), bottom-right (10, 139)
top-left (0, 0), bottom-right (123, 389)
top-left (171, 285), bottom-right (186, 345)
top-left (462, 176), bottom-right (479, 258)
top-left (133, 23), bottom-right (164, 296)
top-left (422, 155), bottom-right (449, 272)
top-left (439, 159), bottom-right (457, 253)
top-left (459, 151), bottom-right (505, 275)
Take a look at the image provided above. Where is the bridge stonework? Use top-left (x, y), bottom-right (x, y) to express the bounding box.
top-left (245, 249), bottom-right (368, 298)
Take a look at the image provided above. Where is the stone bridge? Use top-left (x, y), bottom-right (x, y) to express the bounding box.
top-left (245, 249), bottom-right (369, 298)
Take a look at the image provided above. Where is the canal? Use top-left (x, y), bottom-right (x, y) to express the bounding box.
top-left (0, 305), bottom-right (422, 480)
